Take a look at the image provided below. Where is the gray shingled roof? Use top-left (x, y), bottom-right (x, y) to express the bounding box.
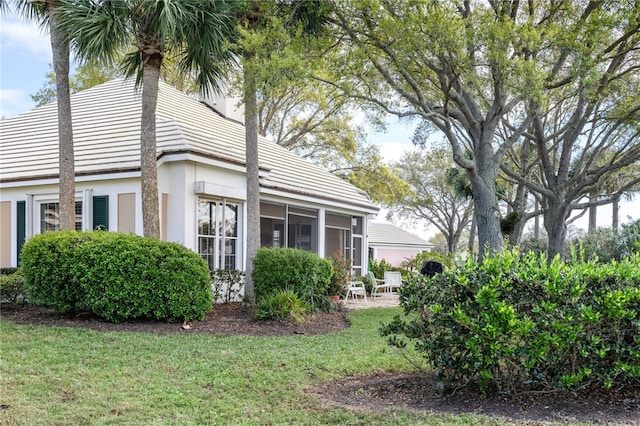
top-left (0, 79), bottom-right (377, 212)
top-left (368, 222), bottom-right (432, 247)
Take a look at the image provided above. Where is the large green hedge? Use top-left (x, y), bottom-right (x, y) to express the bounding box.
top-left (252, 247), bottom-right (332, 304)
top-left (381, 249), bottom-right (640, 394)
top-left (21, 231), bottom-right (212, 323)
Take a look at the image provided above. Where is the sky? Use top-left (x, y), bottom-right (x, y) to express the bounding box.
top-left (1, 11), bottom-right (638, 242)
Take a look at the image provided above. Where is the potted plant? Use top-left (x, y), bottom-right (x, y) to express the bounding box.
top-left (327, 251), bottom-right (351, 302)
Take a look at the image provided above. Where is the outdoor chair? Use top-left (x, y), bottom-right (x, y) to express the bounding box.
top-left (368, 271), bottom-right (393, 297)
top-left (345, 280), bottom-right (368, 303)
top-left (383, 271), bottom-right (402, 293)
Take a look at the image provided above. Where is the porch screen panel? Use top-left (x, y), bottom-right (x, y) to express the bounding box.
top-left (259, 202), bottom-right (285, 248)
top-left (287, 208), bottom-right (317, 253)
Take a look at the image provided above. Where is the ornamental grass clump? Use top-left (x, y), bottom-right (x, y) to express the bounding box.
top-left (381, 248), bottom-right (640, 394)
top-left (21, 231), bottom-right (212, 323)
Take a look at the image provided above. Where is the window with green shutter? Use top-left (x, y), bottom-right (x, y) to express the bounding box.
top-left (92, 195), bottom-right (109, 230)
top-left (16, 201), bottom-right (25, 265)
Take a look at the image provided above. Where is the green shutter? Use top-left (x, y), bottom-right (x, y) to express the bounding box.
top-left (92, 195), bottom-right (109, 230)
top-left (16, 201), bottom-right (25, 265)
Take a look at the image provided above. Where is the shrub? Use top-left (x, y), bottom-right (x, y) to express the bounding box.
top-left (381, 249), bottom-right (640, 394)
top-left (21, 231), bottom-right (212, 323)
top-left (569, 219), bottom-right (640, 263)
top-left (252, 248), bottom-right (332, 310)
top-left (368, 258), bottom-right (394, 279)
top-left (327, 251), bottom-right (351, 297)
top-left (0, 267), bottom-right (20, 276)
top-left (211, 269), bottom-right (244, 303)
top-left (21, 231), bottom-right (91, 313)
top-left (0, 269), bottom-right (26, 304)
top-left (254, 288), bottom-right (310, 322)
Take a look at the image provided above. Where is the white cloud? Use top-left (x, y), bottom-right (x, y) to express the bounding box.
top-left (0, 88), bottom-right (34, 119)
top-left (0, 17), bottom-right (51, 61)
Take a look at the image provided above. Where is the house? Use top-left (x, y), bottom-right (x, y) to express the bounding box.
top-left (0, 79), bottom-right (378, 278)
top-left (368, 222), bottom-right (432, 268)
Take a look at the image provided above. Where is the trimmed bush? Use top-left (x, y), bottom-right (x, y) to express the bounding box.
top-left (381, 249), bottom-right (640, 394)
top-left (21, 231), bottom-right (212, 323)
top-left (252, 247), bottom-right (332, 310)
top-left (21, 231), bottom-right (91, 313)
top-left (0, 269), bottom-right (26, 304)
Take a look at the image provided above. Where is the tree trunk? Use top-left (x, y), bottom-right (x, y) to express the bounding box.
top-left (140, 58), bottom-right (162, 239)
top-left (612, 195), bottom-right (620, 230)
top-left (588, 192), bottom-right (597, 234)
top-left (49, 7), bottom-right (75, 231)
top-left (243, 53), bottom-right (259, 305)
top-left (468, 143), bottom-right (502, 261)
top-left (467, 210), bottom-right (477, 255)
top-left (545, 199), bottom-right (570, 261)
top-left (534, 199), bottom-right (540, 240)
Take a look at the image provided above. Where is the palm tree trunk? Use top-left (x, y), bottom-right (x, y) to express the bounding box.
top-left (49, 7), bottom-right (75, 231)
top-left (140, 58), bottom-right (162, 239)
top-left (243, 52), bottom-right (259, 305)
top-left (612, 195), bottom-right (620, 230)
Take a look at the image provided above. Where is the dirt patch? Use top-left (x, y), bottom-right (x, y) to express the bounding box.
top-left (319, 372), bottom-right (640, 425)
top-left (3, 303), bottom-right (639, 424)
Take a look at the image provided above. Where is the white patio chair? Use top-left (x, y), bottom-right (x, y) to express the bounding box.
top-left (368, 271), bottom-right (392, 297)
top-left (383, 271), bottom-right (402, 293)
top-left (345, 280), bottom-right (368, 303)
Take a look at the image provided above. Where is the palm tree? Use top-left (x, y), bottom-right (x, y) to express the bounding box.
top-left (234, 1), bottom-right (330, 304)
top-left (16, 0), bottom-right (76, 230)
top-left (57, 0), bottom-right (239, 238)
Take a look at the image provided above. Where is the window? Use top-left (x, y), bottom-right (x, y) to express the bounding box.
top-left (40, 201), bottom-right (82, 232)
top-left (198, 199), bottom-right (238, 270)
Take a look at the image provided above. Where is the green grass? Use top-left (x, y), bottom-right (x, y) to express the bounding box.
top-left (1, 307), bottom-right (506, 425)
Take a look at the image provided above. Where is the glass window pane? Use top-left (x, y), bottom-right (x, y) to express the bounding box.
top-left (224, 204), bottom-right (237, 238)
top-left (41, 202), bottom-right (59, 233)
top-left (198, 200), bottom-right (216, 236)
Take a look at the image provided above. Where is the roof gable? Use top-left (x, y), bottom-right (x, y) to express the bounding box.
top-left (368, 222), bottom-right (432, 248)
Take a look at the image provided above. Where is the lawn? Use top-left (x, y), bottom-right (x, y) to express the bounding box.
top-left (1, 307), bottom-right (511, 425)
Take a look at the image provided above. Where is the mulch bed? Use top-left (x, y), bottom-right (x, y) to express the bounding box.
top-left (0, 302), bottom-right (350, 336)
top-left (2, 303), bottom-right (639, 424)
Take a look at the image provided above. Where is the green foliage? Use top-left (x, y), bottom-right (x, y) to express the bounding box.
top-left (368, 258), bottom-right (391, 278)
top-left (21, 231), bottom-right (212, 323)
top-left (327, 251), bottom-right (351, 296)
top-left (403, 251), bottom-right (454, 272)
top-left (21, 231), bottom-right (92, 313)
top-left (500, 212), bottom-right (521, 237)
top-left (381, 248), bottom-right (640, 394)
top-left (0, 268), bottom-right (20, 276)
top-left (252, 247), bottom-right (332, 311)
top-left (0, 269), bottom-right (26, 305)
top-left (570, 219), bottom-right (640, 263)
top-left (211, 269), bottom-right (245, 303)
top-left (254, 288), bottom-right (310, 323)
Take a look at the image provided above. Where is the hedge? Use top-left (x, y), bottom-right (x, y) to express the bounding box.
top-left (21, 231), bottom-right (212, 323)
top-left (381, 249), bottom-right (640, 394)
top-left (252, 247), bottom-right (332, 305)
